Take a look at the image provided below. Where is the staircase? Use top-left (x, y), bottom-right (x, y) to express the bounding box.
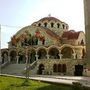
top-left (23, 61), bottom-right (38, 75)
top-left (1, 64), bottom-right (26, 76)
top-left (1, 60), bottom-right (38, 76)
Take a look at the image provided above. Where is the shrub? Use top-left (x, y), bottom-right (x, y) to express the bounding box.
top-left (72, 82), bottom-right (84, 90)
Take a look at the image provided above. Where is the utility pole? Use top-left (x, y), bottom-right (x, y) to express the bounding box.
top-left (0, 24), bottom-right (1, 74)
top-left (84, 0), bottom-right (90, 76)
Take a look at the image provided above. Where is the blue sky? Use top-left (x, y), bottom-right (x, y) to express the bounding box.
top-left (0, 0), bottom-right (84, 48)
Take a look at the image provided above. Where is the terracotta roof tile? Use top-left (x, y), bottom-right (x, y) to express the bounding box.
top-left (62, 30), bottom-right (81, 40)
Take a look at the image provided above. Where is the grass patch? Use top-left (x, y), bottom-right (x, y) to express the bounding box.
top-left (0, 75), bottom-right (89, 90)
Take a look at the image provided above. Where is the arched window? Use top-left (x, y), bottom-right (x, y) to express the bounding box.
top-left (48, 47), bottom-right (59, 59)
top-left (82, 49), bottom-right (86, 58)
top-left (18, 51), bottom-right (26, 64)
top-left (66, 25), bottom-right (68, 29)
top-left (44, 22), bottom-right (47, 27)
top-left (51, 22), bottom-right (54, 28)
top-left (58, 64), bottom-right (62, 72)
top-left (2, 51), bottom-right (8, 64)
top-left (62, 64), bottom-right (67, 73)
top-left (62, 24), bottom-right (65, 29)
top-left (81, 39), bottom-right (84, 45)
top-left (28, 49), bottom-right (36, 63)
top-left (38, 64), bottom-right (44, 74)
top-left (37, 48), bottom-right (47, 59)
top-left (53, 64), bottom-right (57, 72)
top-left (61, 47), bottom-right (73, 58)
top-left (38, 23), bottom-right (41, 26)
top-left (57, 23), bottom-right (60, 28)
top-left (10, 51), bottom-right (17, 63)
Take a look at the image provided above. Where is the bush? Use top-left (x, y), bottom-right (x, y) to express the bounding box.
top-left (72, 82), bottom-right (84, 90)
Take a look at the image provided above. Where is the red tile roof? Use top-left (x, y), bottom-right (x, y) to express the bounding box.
top-left (39, 17), bottom-right (62, 22)
top-left (62, 30), bottom-right (81, 40)
top-left (39, 27), bottom-right (60, 40)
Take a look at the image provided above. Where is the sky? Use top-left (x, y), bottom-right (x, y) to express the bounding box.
top-left (0, 0), bottom-right (84, 49)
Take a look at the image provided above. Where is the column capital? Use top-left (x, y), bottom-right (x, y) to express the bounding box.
top-left (58, 54), bottom-right (63, 60)
top-left (35, 54), bottom-right (39, 60)
top-left (46, 54), bottom-right (49, 59)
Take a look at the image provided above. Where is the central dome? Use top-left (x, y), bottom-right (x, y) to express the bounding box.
top-left (31, 16), bottom-right (69, 36)
top-left (39, 17), bottom-right (61, 22)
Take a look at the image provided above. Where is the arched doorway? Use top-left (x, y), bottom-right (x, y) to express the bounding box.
top-left (48, 47), bottom-right (59, 59)
top-left (74, 64), bottom-right (83, 76)
top-left (10, 51), bottom-right (17, 63)
top-left (38, 64), bottom-right (44, 74)
top-left (62, 64), bottom-right (67, 73)
top-left (37, 48), bottom-right (47, 59)
top-left (53, 64), bottom-right (58, 72)
top-left (82, 48), bottom-right (86, 58)
top-left (58, 64), bottom-right (62, 72)
top-left (61, 47), bottom-right (73, 58)
top-left (28, 49), bottom-right (36, 63)
top-left (2, 51), bottom-right (8, 64)
top-left (18, 51), bottom-right (26, 64)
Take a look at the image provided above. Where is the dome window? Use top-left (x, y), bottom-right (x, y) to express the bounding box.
top-left (51, 22), bottom-right (54, 28)
top-left (38, 23), bottom-right (41, 26)
top-left (57, 23), bottom-right (60, 28)
top-left (66, 25), bottom-right (68, 29)
top-left (44, 22), bottom-right (47, 27)
top-left (62, 24), bottom-right (65, 29)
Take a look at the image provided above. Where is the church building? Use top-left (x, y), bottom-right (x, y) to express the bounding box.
top-left (1, 16), bottom-right (86, 76)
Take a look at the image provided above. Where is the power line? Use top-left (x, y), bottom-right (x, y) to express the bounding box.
top-left (1, 24), bottom-right (24, 28)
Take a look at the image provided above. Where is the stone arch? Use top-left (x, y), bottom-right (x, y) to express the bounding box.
top-left (10, 50), bottom-right (17, 63)
top-left (1, 51), bottom-right (8, 64)
top-left (38, 64), bottom-right (45, 74)
top-left (61, 45), bottom-right (75, 58)
top-left (82, 48), bottom-right (86, 58)
top-left (48, 46), bottom-right (59, 59)
top-left (37, 47), bottom-right (47, 59)
top-left (28, 48), bottom-right (36, 63)
top-left (53, 64), bottom-right (58, 72)
top-left (42, 21), bottom-right (48, 27)
top-left (60, 44), bottom-right (75, 53)
top-left (57, 23), bottom-right (60, 28)
top-left (18, 50), bottom-right (26, 64)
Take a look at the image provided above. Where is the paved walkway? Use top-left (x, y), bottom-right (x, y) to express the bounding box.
top-left (0, 74), bottom-right (90, 87)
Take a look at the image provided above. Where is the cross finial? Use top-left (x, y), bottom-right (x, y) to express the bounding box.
top-left (48, 14), bottom-right (51, 17)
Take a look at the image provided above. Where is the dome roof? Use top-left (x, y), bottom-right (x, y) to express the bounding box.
top-left (38, 16), bottom-right (62, 22)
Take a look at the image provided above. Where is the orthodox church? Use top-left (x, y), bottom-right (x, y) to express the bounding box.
top-left (1, 16), bottom-right (86, 76)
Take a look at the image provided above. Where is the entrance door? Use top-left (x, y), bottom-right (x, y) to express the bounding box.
top-left (74, 64), bottom-right (83, 76)
top-left (38, 64), bottom-right (44, 74)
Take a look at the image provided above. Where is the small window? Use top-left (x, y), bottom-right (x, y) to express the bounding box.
top-left (44, 22), bottom-right (47, 27)
top-left (66, 25), bottom-right (68, 29)
top-left (53, 64), bottom-right (57, 72)
top-left (38, 23), bottom-right (41, 26)
top-left (51, 22), bottom-right (54, 28)
top-left (62, 24), bottom-right (65, 29)
top-left (81, 39), bottom-right (84, 45)
top-left (57, 23), bottom-right (60, 28)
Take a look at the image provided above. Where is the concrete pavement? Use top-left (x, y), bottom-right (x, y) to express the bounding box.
top-left (0, 74), bottom-right (90, 87)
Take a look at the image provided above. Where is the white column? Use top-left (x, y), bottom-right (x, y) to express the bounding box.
top-left (8, 56), bottom-right (10, 62)
top-left (25, 55), bottom-right (28, 64)
top-left (59, 54), bottom-right (63, 60)
top-left (35, 54), bottom-right (39, 61)
top-left (72, 53), bottom-right (76, 59)
top-left (16, 56), bottom-right (19, 64)
top-left (46, 54), bottom-right (49, 59)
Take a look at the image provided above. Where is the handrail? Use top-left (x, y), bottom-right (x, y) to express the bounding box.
top-left (1, 61), bottom-right (10, 68)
